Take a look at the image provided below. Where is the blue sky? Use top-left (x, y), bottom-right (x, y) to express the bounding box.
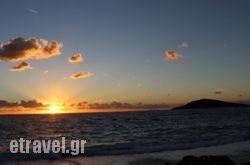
top-left (0, 0), bottom-right (250, 111)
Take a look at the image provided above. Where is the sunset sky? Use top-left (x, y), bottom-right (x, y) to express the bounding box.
top-left (0, 0), bottom-right (250, 114)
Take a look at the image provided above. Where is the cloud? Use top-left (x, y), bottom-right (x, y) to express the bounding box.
top-left (68, 53), bottom-right (84, 63)
top-left (0, 37), bottom-right (63, 62)
top-left (25, 8), bottom-right (38, 14)
top-left (0, 100), bottom-right (18, 107)
top-left (0, 100), bottom-right (44, 108)
top-left (70, 71), bottom-right (93, 80)
top-left (179, 42), bottom-right (189, 48)
top-left (1, 99), bottom-right (170, 111)
top-left (20, 100), bottom-right (44, 108)
top-left (72, 101), bottom-right (170, 110)
top-left (214, 90), bottom-right (223, 95)
top-left (9, 61), bottom-right (32, 72)
top-left (43, 70), bottom-right (49, 74)
top-left (165, 50), bottom-right (182, 61)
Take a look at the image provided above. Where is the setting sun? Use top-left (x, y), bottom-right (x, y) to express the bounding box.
top-left (48, 105), bottom-right (60, 114)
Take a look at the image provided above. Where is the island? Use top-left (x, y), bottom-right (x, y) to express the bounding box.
top-left (173, 99), bottom-right (249, 110)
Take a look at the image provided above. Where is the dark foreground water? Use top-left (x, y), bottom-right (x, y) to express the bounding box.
top-left (0, 107), bottom-right (250, 162)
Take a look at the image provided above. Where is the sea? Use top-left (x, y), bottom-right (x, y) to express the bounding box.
top-left (0, 107), bottom-right (250, 165)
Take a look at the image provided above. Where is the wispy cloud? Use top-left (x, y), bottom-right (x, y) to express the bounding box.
top-left (0, 37), bottom-right (63, 62)
top-left (68, 53), bottom-right (84, 63)
top-left (9, 61), bottom-right (32, 72)
top-left (43, 70), bottom-right (49, 74)
top-left (179, 42), bottom-right (189, 48)
top-left (70, 71), bottom-right (93, 80)
top-left (238, 94), bottom-right (243, 97)
top-left (25, 8), bottom-right (38, 14)
top-left (165, 50), bottom-right (182, 61)
top-left (214, 89), bottom-right (223, 95)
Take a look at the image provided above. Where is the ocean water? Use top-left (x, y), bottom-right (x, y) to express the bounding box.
top-left (0, 107), bottom-right (250, 164)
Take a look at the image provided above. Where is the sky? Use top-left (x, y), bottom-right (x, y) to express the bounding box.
top-left (0, 0), bottom-right (250, 114)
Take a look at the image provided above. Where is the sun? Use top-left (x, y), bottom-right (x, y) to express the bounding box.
top-left (39, 101), bottom-right (67, 114)
top-left (49, 105), bottom-right (60, 114)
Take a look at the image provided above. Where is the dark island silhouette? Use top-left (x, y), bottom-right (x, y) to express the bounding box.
top-left (173, 99), bottom-right (249, 110)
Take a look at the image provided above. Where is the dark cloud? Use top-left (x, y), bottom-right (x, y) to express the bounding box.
top-left (20, 100), bottom-right (44, 108)
top-left (41, 39), bottom-right (62, 59)
top-left (214, 90), bottom-right (223, 95)
top-left (70, 71), bottom-right (93, 80)
top-left (0, 100), bottom-right (44, 108)
top-left (9, 61), bottom-right (32, 72)
top-left (72, 101), bottom-right (169, 110)
top-left (0, 100), bottom-right (19, 107)
top-left (1, 99), bottom-right (170, 111)
top-left (0, 37), bottom-right (63, 62)
top-left (68, 53), bottom-right (84, 63)
top-left (165, 50), bottom-right (181, 61)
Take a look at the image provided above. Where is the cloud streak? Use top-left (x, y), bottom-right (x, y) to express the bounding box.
top-left (165, 50), bottom-right (182, 61)
top-left (68, 53), bottom-right (84, 63)
top-left (0, 37), bottom-right (63, 62)
top-left (70, 71), bottom-right (93, 80)
top-left (9, 61), bottom-right (32, 72)
top-left (214, 90), bottom-right (223, 95)
top-left (72, 101), bottom-right (169, 110)
top-left (25, 8), bottom-right (38, 14)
